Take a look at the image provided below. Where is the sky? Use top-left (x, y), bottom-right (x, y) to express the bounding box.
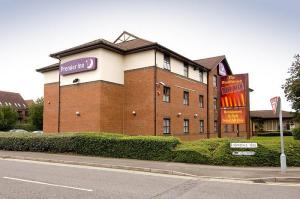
top-left (0, 0), bottom-right (299, 111)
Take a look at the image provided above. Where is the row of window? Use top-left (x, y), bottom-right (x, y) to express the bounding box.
top-left (163, 119), bottom-right (236, 134)
top-left (0, 101), bottom-right (26, 108)
top-left (163, 118), bottom-right (205, 134)
top-left (163, 54), bottom-right (204, 83)
top-left (163, 86), bottom-right (204, 107)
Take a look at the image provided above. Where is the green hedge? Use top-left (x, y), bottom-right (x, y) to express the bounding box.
top-left (0, 133), bottom-right (179, 160)
top-left (0, 133), bottom-right (299, 166)
top-left (256, 131), bottom-right (293, 137)
top-left (293, 128), bottom-right (300, 140)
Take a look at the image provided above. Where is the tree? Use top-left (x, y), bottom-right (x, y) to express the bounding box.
top-left (28, 97), bottom-right (44, 130)
top-left (0, 106), bottom-right (18, 131)
top-left (282, 54), bottom-right (300, 120)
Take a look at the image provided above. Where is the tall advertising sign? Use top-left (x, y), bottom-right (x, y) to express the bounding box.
top-left (219, 74), bottom-right (250, 138)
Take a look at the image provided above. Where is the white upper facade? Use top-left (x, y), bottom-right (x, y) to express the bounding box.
top-left (43, 48), bottom-right (207, 86)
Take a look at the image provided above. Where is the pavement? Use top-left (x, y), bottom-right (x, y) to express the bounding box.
top-left (0, 150), bottom-right (299, 183)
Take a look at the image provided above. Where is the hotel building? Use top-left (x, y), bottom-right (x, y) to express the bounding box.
top-left (37, 32), bottom-right (248, 140)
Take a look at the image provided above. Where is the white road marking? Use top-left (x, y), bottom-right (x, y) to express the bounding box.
top-left (0, 158), bottom-right (196, 180)
top-left (1, 158), bottom-right (299, 187)
top-left (3, 176), bottom-right (93, 192)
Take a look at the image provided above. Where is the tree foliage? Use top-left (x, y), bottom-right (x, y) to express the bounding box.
top-left (28, 97), bottom-right (44, 130)
top-left (282, 54), bottom-right (300, 120)
top-left (0, 106), bottom-right (18, 131)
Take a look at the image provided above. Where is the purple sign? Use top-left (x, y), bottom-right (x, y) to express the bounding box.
top-left (60, 57), bottom-right (97, 75)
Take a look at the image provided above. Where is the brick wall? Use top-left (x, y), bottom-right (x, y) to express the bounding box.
top-left (156, 68), bottom-right (208, 140)
top-left (124, 67), bottom-right (155, 135)
top-left (43, 83), bottom-right (59, 133)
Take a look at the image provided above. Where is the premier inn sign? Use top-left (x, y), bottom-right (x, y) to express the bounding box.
top-left (60, 57), bottom-right (97, 75)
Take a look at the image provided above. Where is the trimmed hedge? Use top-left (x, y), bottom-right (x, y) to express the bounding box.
top-left (0, 133), bottom-right (299, 166)
top-left (293, 128), bottom-right (300, 140)
top-left (0, 133), bottom-right (179, 161)
top-left (256, 131), bottom-right (293, 137)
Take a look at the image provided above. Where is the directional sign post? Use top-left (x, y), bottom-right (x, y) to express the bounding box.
top-left (270, 96), bottom-right (287, 173)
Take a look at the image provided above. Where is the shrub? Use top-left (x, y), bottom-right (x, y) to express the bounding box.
top-left (0, 106), bottom-right (18, 131)
top-left (28, 98), bottom-right (44, 130)
top-left (292, 128), bottom-right (300, 140)
top-left (14, 123), bottom-right (36, 132)
top-left (0, 133), bottom-right (180, 160)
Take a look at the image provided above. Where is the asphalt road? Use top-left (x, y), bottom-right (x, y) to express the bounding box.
top-left (0, 159), bottom-right (299, 199)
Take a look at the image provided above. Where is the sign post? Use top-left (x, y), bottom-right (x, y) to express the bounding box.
top-left (270, 96), bottom-right (287, 173)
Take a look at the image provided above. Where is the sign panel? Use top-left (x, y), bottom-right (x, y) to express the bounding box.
top-left (219, 63), bottom-right (227, 76)
top-left (230, 143), bottom-right (258, 148)
top-left (232, 151), bottom-right (256, 156)
top-left (220, 74), bottom-right (249, 124)
top-left (221, 108), bottom-right (246, 124)
top-left (60, 57), bottom-right (97, 76)
top-left (220, 74), bottom-right (247, 108)
top-left (270, 96), bottom-right (280, 115)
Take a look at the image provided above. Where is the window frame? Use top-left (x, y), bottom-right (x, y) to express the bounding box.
top-left (213, 75), bottom-right (217, 87)
top-left (199, 95), bottom-right (204, 108)
top-left (163, 54), bottom-right (171, 70)
top-left (183, 64), bottom-right (189, 77)
top-left (200, 120), bottom-right (204, 133)
top-left (163, 86), bottom-right (170, 103)
top-left (183, 119), bottom-right (189, 134)
top-left (183, 91), bottom-right (189, 105)
top-left (163, 118), bottom-right (171, 134)
top-left (199, 70), bottom-right (203, 83)
top-left (214, 120), bottom-right (217, 132)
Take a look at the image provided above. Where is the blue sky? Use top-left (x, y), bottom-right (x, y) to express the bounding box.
top-left (0, 0), bottom-right (299, 111)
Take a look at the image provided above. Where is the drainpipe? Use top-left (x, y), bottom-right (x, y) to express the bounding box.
top-left (206, 72), bottom-right (210, 138)
top-left (57, 57), bottom-right (61, 133)
top-left (154, 49), bottom-right (157, 136)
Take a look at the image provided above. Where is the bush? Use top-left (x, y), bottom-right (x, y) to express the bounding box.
top-left (0, 133), bottom-right (180, 160)
top-left (14, 123), bottom-right (36, 132)
top-left (256, 131), bottom-right (293, 137)
top-left (293, 128), bottom-right (300, 140)
top-left (28, 98), bottom-right (44, 130)
top-left (0, 106), bottom-right (18, 131)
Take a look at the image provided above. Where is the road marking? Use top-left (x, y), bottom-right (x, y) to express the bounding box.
top-left (3, 176), bottom-right (93, 192)
top-left (1, 158), bottom-right (299, 187)
top-left (0, 158), bottom-right (196, 180)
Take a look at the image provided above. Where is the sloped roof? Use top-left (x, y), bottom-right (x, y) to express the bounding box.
top-left (194, 55), bottom-right (226, 70)
top-left (37, 31), bottom-right (207, 72)
top-left (251, 110), bottom-right (294, 119)
top-left (25, 99), bottom-right (34, 106)
top-left (0, 91), bottom-right (27, 110)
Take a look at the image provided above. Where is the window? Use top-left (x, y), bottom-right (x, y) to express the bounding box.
top-left (214, 121), bottom-right (218, 132)
top-left (183, 91), bottom-right (189, 105)
top-left (199, 95), bottom-right (204, 108)
top-left (183, 119), bottom-right (189, 134)
top-left (213, 75), bottom-right (217, 87)
top-left (199, 70), bottom-right (203, 82)
top-left (213, 98), bottom-right (217, 110)
top-left (200, 120), bottom-right (204, 133)
top-left (183, 64), bottom-right (189, 77)
top-left (163, 54), bottom-right (171, 70)
top-left (163, 86), bottom-right (170, 102)
top-left (163, 118), bottom-right (171, 134)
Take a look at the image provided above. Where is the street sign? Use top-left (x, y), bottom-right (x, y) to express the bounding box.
top-left (232, 151), bottom-right (256, 156)
top-left (270, 96), bottom-right (287, 173)
top-left (270, 96), bottom-right (280, 114)
top-left (230, 143), bottom-right (257, 148)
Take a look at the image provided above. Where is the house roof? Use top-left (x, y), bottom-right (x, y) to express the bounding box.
top-left (37, 31), bottom-right (207, 73)
top-left (194, 55), bottom-right (233, 75)
top-left (194, 55), bottom-right (226, 70)
top-left (25, 99), bottom-right (34, 106)
top-left (250, 110), bottom-right (294, 119)
top-left (0, 91), bottom-right (27, 110)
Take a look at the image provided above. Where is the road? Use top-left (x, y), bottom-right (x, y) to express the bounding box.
top-left (0, 158), bottom-right (299, 199)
